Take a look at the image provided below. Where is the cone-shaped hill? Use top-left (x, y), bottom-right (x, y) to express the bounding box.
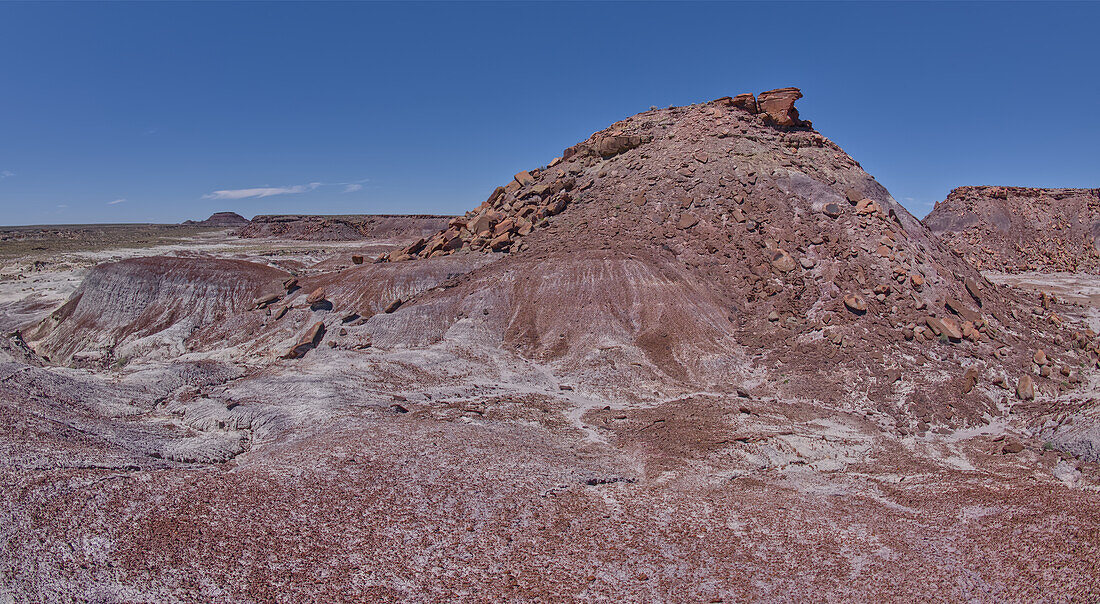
top-left (348, 88), bottom-right (1077, 424)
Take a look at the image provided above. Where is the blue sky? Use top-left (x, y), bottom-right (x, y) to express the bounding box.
top-left (1, 1), bottom-right (1097, 226)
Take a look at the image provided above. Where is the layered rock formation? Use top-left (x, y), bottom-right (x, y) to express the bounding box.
top-left (238, 214), bottom-right (454, 241)
top-left (924, 186), bottom-right (1100, 272)
top-left (23, 257), bottom-right (289, 364)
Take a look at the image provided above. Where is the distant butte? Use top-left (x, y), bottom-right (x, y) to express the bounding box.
top-left (182, 211), bottom-right (250, 227)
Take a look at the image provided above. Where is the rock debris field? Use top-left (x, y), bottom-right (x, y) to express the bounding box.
top-left (2, 88), bottom-right (1100, 602)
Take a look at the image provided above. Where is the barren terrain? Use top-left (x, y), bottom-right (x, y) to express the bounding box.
top-left (3, 90), bottom-right (1100, 602)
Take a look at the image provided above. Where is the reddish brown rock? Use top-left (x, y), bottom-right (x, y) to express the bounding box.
top-left (1033, 349), bottom-right (1049, 366)
top-left (1016, 375), bottom-right (1035, 400)
top-left (677, 214), bottom-right (699, 230)
top-left (729, 93), bottom-right (758, 113)
top-left (855, 199), bottom-right (882, 216)
top-left (770, 249), bottom-right (797, 273)
top-left (962, 366), bottom-right (979, 394)
top-left (593, 134), bottom-right (647, 158)
top-left (756, 87), bottom-right (806, 128)
top-left (305, 287), bottom-right (327, 305)
top-left (351, 255), bottom-right (364, 265)
top-left (490, 232), bottom-right (512, 251)
top-left (283, 321), bottom-right (325, 359)
top-left (253, 293), bottom-right (280, 309)
top-left (514, 171), bottom-right (535, 186)
top-left (470, 214), bottom-right (494, 236)
top-left (843, 294), bottom-right (867, 313)
top-left (945, 298), bottom-right (981, 323)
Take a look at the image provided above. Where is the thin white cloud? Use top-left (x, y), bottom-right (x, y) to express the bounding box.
top-left (202, 179), bottom-right (367, 200)
top-left (56, 204), bottom-right (68, 209)
top-left (202, 182), bottom-right (321, 200)
top-left (107, 198), bottom-right (126, 205)
top-left (0, 170), bottom-right (14, 180)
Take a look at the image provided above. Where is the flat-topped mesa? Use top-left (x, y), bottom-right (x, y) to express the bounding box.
top-left (379, 87), bottom-right (814, 263)
top-left (182, 211), bottom-right (250, 227)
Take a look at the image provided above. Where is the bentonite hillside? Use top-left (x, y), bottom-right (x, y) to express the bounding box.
top-left (925, 186), bottom-right (1100, 272)
top-left (5, 89), bottom-right (1100, 601)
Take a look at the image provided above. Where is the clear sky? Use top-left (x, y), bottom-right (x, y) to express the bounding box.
top-left (1, 1), bottom-right (1097, 226)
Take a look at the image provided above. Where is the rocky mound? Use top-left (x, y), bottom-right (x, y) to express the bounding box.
top-left (238, 214), bottom-right (454, 241)
top-left (924, 186), bottom-right (1100, 272)
top-left (182, 211), bottom-right (250, 227)
top-left (358, 88), bottom-right (1093, 431)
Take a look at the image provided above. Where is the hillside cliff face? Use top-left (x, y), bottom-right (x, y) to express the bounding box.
top-left (924, 186), bottom-right (1100, 272)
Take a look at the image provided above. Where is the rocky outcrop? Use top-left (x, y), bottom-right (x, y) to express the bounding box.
top-left (924, 186), bottom-right (1100, 272)
top-left (756, 87), bottom-right (809, 128)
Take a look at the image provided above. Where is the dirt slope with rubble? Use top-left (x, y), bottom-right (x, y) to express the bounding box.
top-left (925, 186), bottom-right (1100, 272)
top-left (6, 89), bottom-right (1100, 601)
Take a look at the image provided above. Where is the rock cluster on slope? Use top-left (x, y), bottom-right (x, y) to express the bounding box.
top-left (924, 186), bottom-right (1100, 272)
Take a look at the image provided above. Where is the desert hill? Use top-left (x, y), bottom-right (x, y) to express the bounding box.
top-left (25, 89), bottom-right (1093, 432)
top-left (924, 186), bottom-right (1100, 272)
top-left (9, 89), bottom-right (1100, 600)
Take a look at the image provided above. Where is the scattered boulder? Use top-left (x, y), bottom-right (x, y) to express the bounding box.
top-left (962, 366), bottom-right (979, 394)
top-left (253, 293), bottom-right (281, 310)
top-left (1016, 375), bottom-right (1035, 400)
top-left (770, 249), bottom-right (797, 272)
top-left (283, 321), bottom-right (325, 359)
top-left (514, 171), bottom-right (535, 186)
top-left (843, 294), bottom-right (867, 314)
top-left (678, 214), bottom-right (699, 230)
top-left (1033, 349), bottom-right (1049, 366)
top-left (306, 287), bottom-right (327, 305)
